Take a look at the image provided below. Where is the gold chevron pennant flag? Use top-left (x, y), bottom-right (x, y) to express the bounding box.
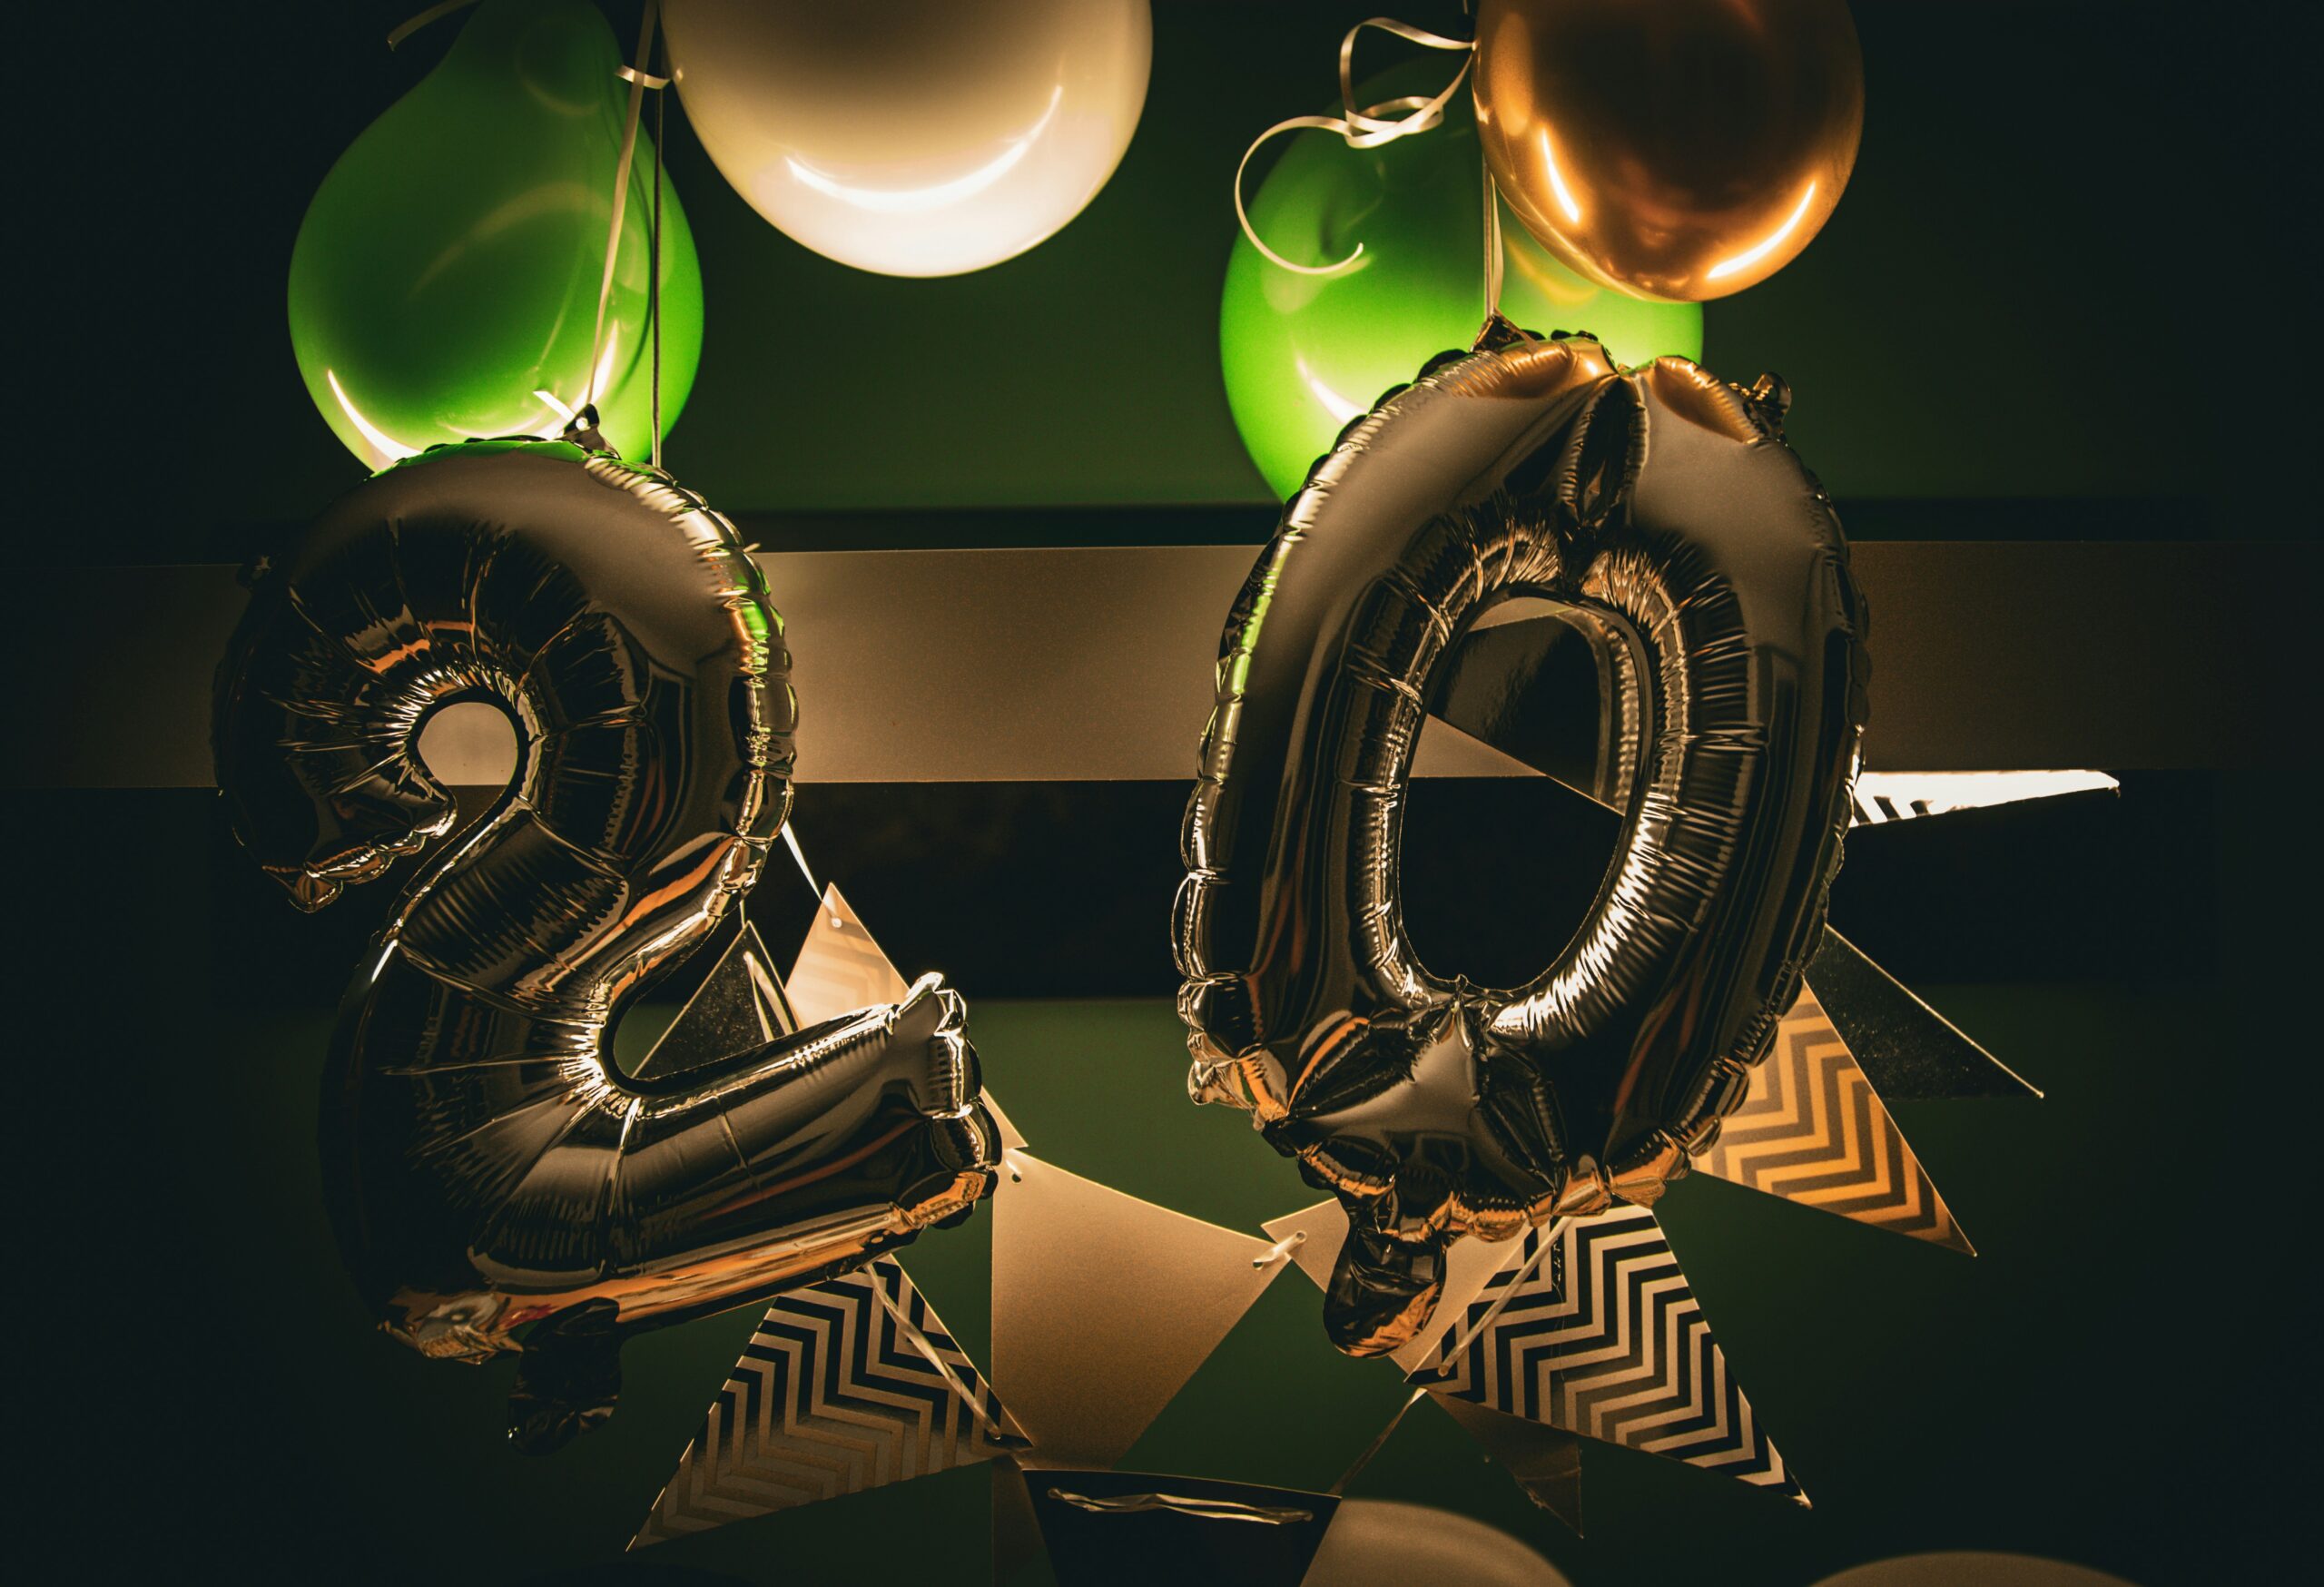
top-left (1696, 991), bottom-right (1974, 1253)
top-left (1259, 1200), bottom-right (1521, 1375)
top-left (631, 912), bottom-right (796, 1082)
top-left (1411, 1208), bottom-right (1807, 1504)
top-left (784, 883), bottom-right (912, 1025)
top-left (994, 1153), bottom-right (1285, 1470)
top-left (632, 1256), bottom-right (1023, 1547)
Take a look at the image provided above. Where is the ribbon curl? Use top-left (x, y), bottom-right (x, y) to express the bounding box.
top-left (1234, 17), bottom-right (1475, 277)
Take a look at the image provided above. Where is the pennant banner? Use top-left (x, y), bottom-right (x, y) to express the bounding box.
top-left (632, 912), bottom-right (797, 1081)
top-left (1264, 1199), bottom-right (1587, 1531)
top-left (1428, 1395), bottom-right (1586, 1533)
top-left (1696, 991), bottom-right (1972, 1252)
top-left (995, 1153), bottom-right (1285, 1471)
top-left (1411, 1208), bottom-right (1806, 1504)
top-left (1807, 930), bottom-right (2041, 1101)
top-left (783, 881), bottom-right (1022, 1147)
top-left (1848, 768), bottom-right (2117, 827)
top-left (633, 1256), bottom-right (1022, 1547)
top-left (784, 883), bottom-right (913, 1026)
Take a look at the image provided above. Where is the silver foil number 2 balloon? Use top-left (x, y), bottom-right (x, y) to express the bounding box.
top-left (214, 437), bottom-right (999, 1449)
top-left (1175, 333), bottom-right (1867, 1355)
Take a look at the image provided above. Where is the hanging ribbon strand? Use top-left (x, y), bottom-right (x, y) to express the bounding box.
top-left (1234, 17), bottom-right (1475, 277)
top-left (584, 0), bottom-right (663, 418)
top-left (648, 43), bottom-right (666, 470)
top-left (1480, 153), bottom-right (1505, 324)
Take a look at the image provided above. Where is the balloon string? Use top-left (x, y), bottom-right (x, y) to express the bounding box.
top-left (778, 823), bottom-right (821, 902)
top-left (584, 0), bottom-right (662, 420)
top-left (384, 0), bottom-right (475, 50)
top-left (1482, 157), bottom-right (1504, 324)
top-left (869, 1269), bottom-right (1017, 1444)
top-left (649, 33), bottom-right (665, 471)
top-left (1234, 16), bottom-right (1474, 276)
top-left (1468, 3), bottom-right (1506, 335)
top-left (1411, 1220), bottom-right (1561, 1375)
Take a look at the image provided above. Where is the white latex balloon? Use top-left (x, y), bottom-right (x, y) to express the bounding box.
top-left (664, 0), bottom-right (1152, 277)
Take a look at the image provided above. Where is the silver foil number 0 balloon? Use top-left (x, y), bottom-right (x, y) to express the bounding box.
top-left (1175, 334), bottom-right (1866, 1355)
top-left (214, 438), bottom-right (998, 1448)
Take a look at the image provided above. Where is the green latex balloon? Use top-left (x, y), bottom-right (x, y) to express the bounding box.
top-left (290, 0), bottom-right (702, 470)
top-left (1222, 78), bottom-right (1703, 501)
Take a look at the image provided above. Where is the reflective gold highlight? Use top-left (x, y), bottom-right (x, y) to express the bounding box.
top-left (1473, 0), bottom-right (1863, 301)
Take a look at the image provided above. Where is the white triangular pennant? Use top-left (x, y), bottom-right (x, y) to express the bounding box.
top-left (784, 882), bottom-right (911, 1025)
top-left (994, 1153), bottom-right (1285, 1470)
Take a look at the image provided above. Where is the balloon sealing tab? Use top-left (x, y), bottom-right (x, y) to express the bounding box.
top-left (1254, 1228), bottom-right (1309, 1269)
top-left (559, 404), bottom-right (610, 453)
top-left (1472, 313), bottom-right (1540, 352)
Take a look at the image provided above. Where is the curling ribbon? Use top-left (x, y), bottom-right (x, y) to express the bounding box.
top-left (386, 0), bottom-right (477, 50)
top-left (1233, 17), bottom-right (1475, 277)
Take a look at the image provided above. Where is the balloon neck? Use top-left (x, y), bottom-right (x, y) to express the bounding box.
top-left (559, 404), bottom-right (612, 457)
top-left (1471, 313), bottom-right (1536, 353)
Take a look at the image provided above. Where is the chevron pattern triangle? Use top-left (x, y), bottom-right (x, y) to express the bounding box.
top-left (1695, 991), bottom-right (1973, 1253)
top-left (1410, 1207), bottom-right (1806, 1503)
top-left (632, 1256), bottom-right (1022, 1547)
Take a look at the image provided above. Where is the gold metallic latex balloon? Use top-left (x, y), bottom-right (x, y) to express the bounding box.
top-left (1473, 0), bottom-right (1863, 301)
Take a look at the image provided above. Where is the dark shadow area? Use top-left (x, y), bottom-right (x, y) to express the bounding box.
top-left (190, 773), bottom-right (2222, 1016)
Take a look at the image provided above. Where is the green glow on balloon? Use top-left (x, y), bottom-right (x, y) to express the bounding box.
top-left (1222, 81), bottom-right (1703, 501)
top-left (290, 0), bottom-right (702, 471)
